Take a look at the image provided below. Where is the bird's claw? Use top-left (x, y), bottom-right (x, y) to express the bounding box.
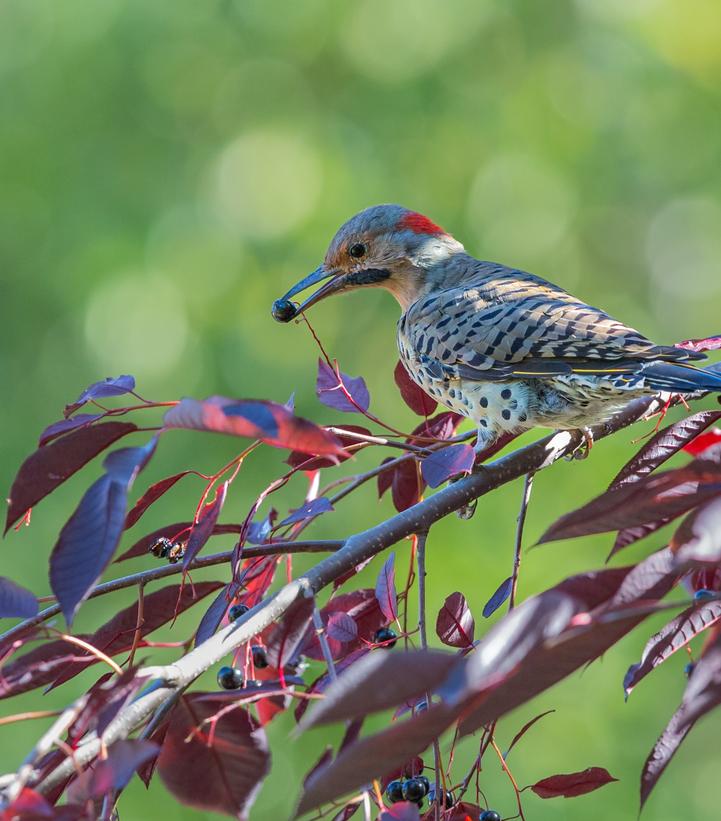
top-left (564, 428), bottom-right (594, 460)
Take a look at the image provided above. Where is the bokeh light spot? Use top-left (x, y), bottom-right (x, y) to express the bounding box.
top-left (211, 131), bottom-right (322, 240)
top-left (84, 272), bottom-right (190, 379)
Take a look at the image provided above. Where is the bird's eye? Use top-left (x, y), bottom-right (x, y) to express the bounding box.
top-left (348, 242), bottom-right (367, 259)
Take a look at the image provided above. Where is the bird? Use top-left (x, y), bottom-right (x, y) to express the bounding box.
top-left (272, 204), bottom-right (721, 453)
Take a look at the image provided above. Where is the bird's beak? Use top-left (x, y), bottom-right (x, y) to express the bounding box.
top-left (272, 264), bottom-right (348, 323)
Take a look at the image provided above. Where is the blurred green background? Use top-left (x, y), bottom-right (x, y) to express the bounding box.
top-left (2, 0), bottom-right (721, 818)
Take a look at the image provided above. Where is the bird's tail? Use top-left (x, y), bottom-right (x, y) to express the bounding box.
top-left (635, 361), bottom-right (721, 393)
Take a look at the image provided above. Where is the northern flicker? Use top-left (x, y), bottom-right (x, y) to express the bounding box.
top-left (272, 204), bottom-right (721, 451)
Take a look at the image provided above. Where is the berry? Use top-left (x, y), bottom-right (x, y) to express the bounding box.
top-left (229, 603), bottom-right (250, 621)
top-left (694, 589), bottom-right (715, 601)
top-left (402, 778), bottom-right (426, 802)
top-left (251, 645), bottom-right (269, 669)
top-left (480, 811), bottom-right (502, 821)
top-left (417, 775), bottom-right (430, 795)
top-left (684, 662), bottom-right (695, 678)
top-left (428, 788), bottom-right (454, 808)
top-left (415, 700), bottom-right (428, 713)
top-left (271, 298), bottom-right (298, 323)
top-left (385, 780), bottom-right (404, 804)
top-left (217, 666), bottom-right (243, 690)
top-left (374, 627), bottom-right (397, 648)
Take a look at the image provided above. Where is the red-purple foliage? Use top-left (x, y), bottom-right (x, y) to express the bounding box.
top-left (3, 367), bottom-right (721, 820)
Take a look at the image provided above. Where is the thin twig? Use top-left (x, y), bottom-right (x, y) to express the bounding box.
top-left (0, 540), bottom-right (344, 646)
top-left (308, 591), bottom-right (337, 683)
top-left (510, 472), bottom-right (534, 610)
top-left (417, 529), bottom-right (442, 821)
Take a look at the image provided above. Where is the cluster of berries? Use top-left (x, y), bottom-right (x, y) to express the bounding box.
top-left (385, 776), bottom-right (432, 807)
top-left (217, 602), bottom-right (270, 690)
top-left (216, 645), bottom-right (268, 690)
top-left (385, 776), bottom-right (458, 811)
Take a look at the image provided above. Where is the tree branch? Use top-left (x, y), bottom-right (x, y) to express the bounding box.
top-left (0, 540), bottom-right (344, 646)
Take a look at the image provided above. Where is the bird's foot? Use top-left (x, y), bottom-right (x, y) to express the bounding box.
top-left (564, 427), bottom-right (594, 460)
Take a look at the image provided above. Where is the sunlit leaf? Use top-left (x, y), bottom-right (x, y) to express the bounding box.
top-left (421, 444), bottom-right (475, 489)
top-left (164, 395), bottom-right (344, 455)
top-left (316, 359), bottom-right (370, 414)
top-left (375, 553), bottom-right (397, 622)
top-left (436, 592), bottom-right (475, 647)
top-left (64, 374), bottom-right (136, 417)
top-left (530, 767), bottom-right (617, 799)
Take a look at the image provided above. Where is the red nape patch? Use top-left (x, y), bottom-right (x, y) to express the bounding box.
top-left (398, 211), bottom-right (445, 235)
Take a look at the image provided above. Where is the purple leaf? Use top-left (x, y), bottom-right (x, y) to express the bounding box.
top-left (74, 739), bottom-right (158, 800)
top-left (245, 510), bottom-right (276, 544)
top-left (287, 426), bottom-right (371, 471)
top-left (609, 518), bottom-right (672, 560)
top-left (531, 767), bottom-right (617, 799)
top-left (436, 592), bottom-right (475, 647)
top-left (393, 360), bottom-right (437, 417)
top-left (380, 803), bottom-right (421, 821)
top-left (421, 444), bottom-right (475, 488)
top-left (671, 496), bottom-right (721, 564)
top-left (299, 649), bottom-right (456, 731)
top-left (609, 410), bottom-right (721, 489)
top-left (164, 395), bottom-right (344, 455)
top-left (280, 497), bottom-right (333, 526)
top-left (38, 414), bottom-right (103, 447)
top-left (125, 471), bottom-right (194, 529)
top-left (50, 439), bottom-right (157, 624)
top-left (0, 577), bottom-right (38, 619)
top-left (195, 584), bottom-right (238, 647)
top-left (326, 612), bottom-right (358, 644)
top-left (5, 421), bottom-right (139, 533)
top-left (297, 705), bottom-right (456, 816)
top-left (64, 375), bottom-right (136, 417)
top-left (264, 597), bottom-right (314, 670)
top-left (538, 458), bottom-right (721, 544)
top-left (677, 628), bottom-right (721, 730)
top-left (391, 459), bottom-right (424, 512)
top-left (640, 709), bottom-right (693, 809)
top-left (182, 482), bottom-right (228, 569)
top-left (316, 359), bottom-right (370, 414)
top-left (624, 599), bottom-right (721, 697)
top-left (375, 553), bottom-right (398, 622)
top-left (157, 695), bottom-right (270, 819)
top-left (483, 577), bottom-right (513, 618)
top-left (301, 589), bottom-right (388, 662)
top-left (676, 334), bottom-right (721, 352)
top-left (448, 554), bottom-right (678, 735)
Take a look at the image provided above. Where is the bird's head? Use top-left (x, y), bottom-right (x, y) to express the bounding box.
top-left (272, 204), bottom-right (464, 322)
